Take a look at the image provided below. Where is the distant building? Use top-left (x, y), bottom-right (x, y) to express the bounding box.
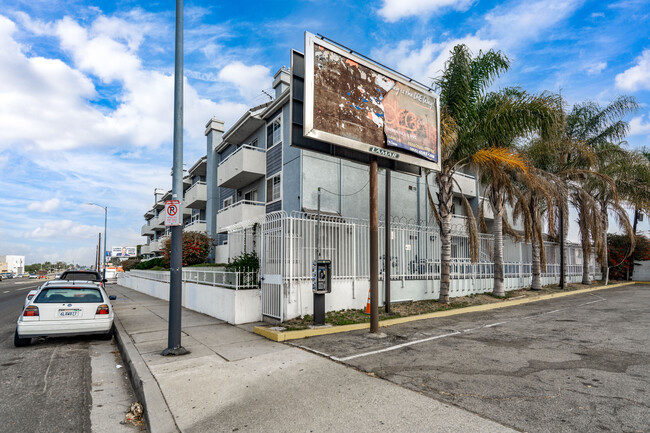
top-left (0, 255), bottom-right (25, 274)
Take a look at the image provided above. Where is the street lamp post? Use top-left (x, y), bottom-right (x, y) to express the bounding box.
top-left (87, 203), bottom-right (108, 281)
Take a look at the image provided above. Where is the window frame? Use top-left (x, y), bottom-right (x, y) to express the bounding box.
top-left (266, 114), bottom-right (282, 150)
top-left (222, 196), bottom-right (233, 209)
top-left (266, 174), bottom-right (281, 204)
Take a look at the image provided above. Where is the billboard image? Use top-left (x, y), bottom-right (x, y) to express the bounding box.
top-left (303, 33), bottom-right (440, 171)
top-left (112, 246), bottom-right (136, 258)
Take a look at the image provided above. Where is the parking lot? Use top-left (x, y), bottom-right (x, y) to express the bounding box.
top-left (295, 285), bottom-right (650, 433)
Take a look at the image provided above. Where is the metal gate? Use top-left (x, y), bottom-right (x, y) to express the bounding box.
top-left (260, 212), bottom-right (285, 320)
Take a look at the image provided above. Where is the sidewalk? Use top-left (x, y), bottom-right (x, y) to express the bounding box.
top-left (109, 284), bottom-right (516, 433)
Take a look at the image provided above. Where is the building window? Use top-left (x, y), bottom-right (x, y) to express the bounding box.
top-left (266, 116), bottom-right (281, 149)
top-left (244, 189), bottom-right (258, 202)
top-left (223, 197), bottom-right (233, 208)
top-left (250, 138), bottom-right (258, 148)
top-left (266, 175), bottom-right (281, 203)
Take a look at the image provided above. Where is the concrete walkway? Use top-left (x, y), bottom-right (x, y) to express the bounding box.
top-left (109, 284), bottom-right (515, 433)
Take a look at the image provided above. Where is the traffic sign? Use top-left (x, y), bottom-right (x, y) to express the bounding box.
top-left (164, 200), bottom-right (182, 226)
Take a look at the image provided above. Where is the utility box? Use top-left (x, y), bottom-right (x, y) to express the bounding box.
top-left (312, 260), bottom-right (332, 294)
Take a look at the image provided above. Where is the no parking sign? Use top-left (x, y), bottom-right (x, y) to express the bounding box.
top-left (164, 200), bottom-right (182, 226)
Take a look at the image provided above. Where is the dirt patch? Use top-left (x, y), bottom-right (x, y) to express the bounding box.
top-left (278, 282), bottom-right (606, 331)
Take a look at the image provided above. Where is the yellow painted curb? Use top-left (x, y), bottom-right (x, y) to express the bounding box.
top-left (254, 281), bottom-right (641, 342)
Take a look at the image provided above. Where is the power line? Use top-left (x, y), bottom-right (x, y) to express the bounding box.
top-left (320, 180), bottom-right (369, 197)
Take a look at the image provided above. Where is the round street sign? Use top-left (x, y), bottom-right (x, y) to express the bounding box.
top-left (164, 200), bottom-right (182, 226)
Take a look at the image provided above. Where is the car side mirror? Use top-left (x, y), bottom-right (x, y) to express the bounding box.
top-left (102, 279), bottom-right (108, 283)
top-left (109, 295), bottom-right (117, 300)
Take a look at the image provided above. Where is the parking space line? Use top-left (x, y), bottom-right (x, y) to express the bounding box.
top-left (3, 291), bottom-right (9, 293)
top-left (333, 331), bottom-right (462, 362)
top-left (331, 295), bottom-right (608, 362)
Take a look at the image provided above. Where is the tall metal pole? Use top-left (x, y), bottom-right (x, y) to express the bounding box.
top-left (314, 188), bottom-right (325, 325)
top-left (163, 0), bottom-right (187, 356)
top-left (384, 169), bottom-right (391, 313)
top-left (103, 206), bottom-right (107, 281)
top-left (369, 157), bottom-right (379, 333)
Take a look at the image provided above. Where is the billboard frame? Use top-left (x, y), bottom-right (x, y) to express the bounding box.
top-left (303, 32), bottom-right (441, 173)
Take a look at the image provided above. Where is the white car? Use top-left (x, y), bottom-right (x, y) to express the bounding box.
top-left (15, 280), bottom-right (116, 347)
top-left (24, 289), bottom-right (38, 308)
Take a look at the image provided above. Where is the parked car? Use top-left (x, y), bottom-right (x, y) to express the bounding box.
top-left (29, 274), bottom-right (38, 279)
top-left (59, 270), bottom-right (106, 288)
top-left (14, 280), bottom-right (116, 347)
top-left (24, 289), bottom-right (38, 308)
top-left (2, 273), bottom-right (14, 279)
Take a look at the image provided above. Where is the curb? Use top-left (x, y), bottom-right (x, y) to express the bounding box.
top-left (255, 281), bottom-right (640, 342)
top-left (113, 315), bottom-right (180, 433)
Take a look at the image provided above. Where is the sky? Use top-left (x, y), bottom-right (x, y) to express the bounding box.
top-left (0, 0), bottom-right (649, 266)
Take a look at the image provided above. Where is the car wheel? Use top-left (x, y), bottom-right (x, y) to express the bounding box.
top-left (99, 325), bottom-right (114, 341)
top-left (14, 329), bottom-right (31, 347)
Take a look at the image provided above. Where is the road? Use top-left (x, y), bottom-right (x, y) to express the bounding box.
top-left (296, 285), bottom-right (650, 433)
top-left (0, 278), bottom-right (142, 433)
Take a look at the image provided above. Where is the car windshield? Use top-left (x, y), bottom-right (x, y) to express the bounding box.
top-left (34, 287), bottom-right (103, 303)
top-left (62, 272), bottom-right (101, 281)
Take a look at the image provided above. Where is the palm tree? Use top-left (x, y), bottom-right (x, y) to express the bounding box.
top-left (564, 97), bottom-right (638, 284)
top-left (427, 45), bottom-right (555, 302)
top-left (476, 89), bottom-right (560, 296)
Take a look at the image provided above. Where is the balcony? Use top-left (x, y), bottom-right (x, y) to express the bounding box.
top-left (217, 200), bottom-right (265, 233)
top-left (184, 182), bottom-right (207, 209)
top-left (141, 221), bottom-right (154, 236)
top-left (217, 145), bottom-right (266, 190)
top-left (140, 245), bottom-right (151, 255)
top-left (149, 240), bottom-right (161, 252)
top-left (184, 219), bottom-right (206, 233)
top-left (452, 172), bottom-right (477, 198)
top-left (152, 214), bottom-right (165, 229)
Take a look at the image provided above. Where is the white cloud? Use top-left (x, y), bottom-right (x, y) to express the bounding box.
top-left (218, 61), bottom-right (272, 101)
top-left (483, 0), bottom-right (582, 48)
top-left (377, 0), bottom-right (474, 22)
top-left (27, 220), bottom-right (102, 239)
top-left (629, 114), bottom-right (650, 136)
top-left (374, 35), bottom-right (497, 84)
top-left (616, 49), bottom-right (650, 92)
top-left (585, 62), bottom-right (607, 75)
top-left (28, 198), bottom-right (61, 212)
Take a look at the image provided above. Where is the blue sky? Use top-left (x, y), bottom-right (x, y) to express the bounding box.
top-left (1, 0), bottom-right (649, 265)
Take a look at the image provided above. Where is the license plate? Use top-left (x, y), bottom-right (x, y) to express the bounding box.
top-left (59, 309), bottom-right (81, 317)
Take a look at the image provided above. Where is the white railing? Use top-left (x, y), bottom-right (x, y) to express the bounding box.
top-left (184, 219), bottom-right (206, 228)
top-left (218, 144), bottom-right (265, 167)
top-left (185, 181), bottom-right (206, 195)
top-left (217, 200), bottom-right (265, 215)
top-left (128, 268), bottom-right (258, 290)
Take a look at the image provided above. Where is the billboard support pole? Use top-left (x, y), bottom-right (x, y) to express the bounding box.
top-left (314, 188), bottom-right (325, 325)
top-left (370, 156), bottom-right (379, 333)
top-left (163, 0), bottom-right (187, 357)
top-left (385, 169), bottom-right (391, 313)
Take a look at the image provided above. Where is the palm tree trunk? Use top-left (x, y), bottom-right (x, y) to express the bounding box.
top-left (493, 200), bottom-right (505, 297)
top-left (437, 171), bottom-right (454, 304)
top-left (601, 204), bottom-right (609, 285)
top-left (579, 205), bottom-right (591, 285)
top-left (529, 199), bottom-right (542, 290)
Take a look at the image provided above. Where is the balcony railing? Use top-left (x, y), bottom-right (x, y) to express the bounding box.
top-left (141, 222), bottom-right (154, 236)
top-left (217, 145), bottom-right (266, 189)
top-left (152, 214), bottom-right (165, 229)
top-left (184, 219), bottom-right (207, 233)
top-left (452, 171), bottom-right (477, 197)
top-left (217, 200), bottom-right (265, 233)
top-left (184, 181), bottom-right (207, 209)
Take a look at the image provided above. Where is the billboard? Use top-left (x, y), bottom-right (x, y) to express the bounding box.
top-left (303, 33), bottom-right (440, 171)
top-left (112, 246), bottom-right (136, 258)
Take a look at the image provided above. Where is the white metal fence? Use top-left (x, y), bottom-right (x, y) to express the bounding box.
top-left (128, 269), bottom-right (258, 290)
top-left (225, 211), bottom-right (600, 320)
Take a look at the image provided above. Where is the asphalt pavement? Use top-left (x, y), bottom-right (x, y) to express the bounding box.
top-left (296, 284), bottom-right (650, 433)
top-left (0, 278), bottom-right (141, 433)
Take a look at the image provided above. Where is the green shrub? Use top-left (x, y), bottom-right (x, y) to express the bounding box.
top-left (135, 257), bottom-right (166, 270)
top-left (226, 251), bottom-right (259, 272)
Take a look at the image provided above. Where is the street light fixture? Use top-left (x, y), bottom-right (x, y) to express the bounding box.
top-left (86, 202), bottom-right (108, 282)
